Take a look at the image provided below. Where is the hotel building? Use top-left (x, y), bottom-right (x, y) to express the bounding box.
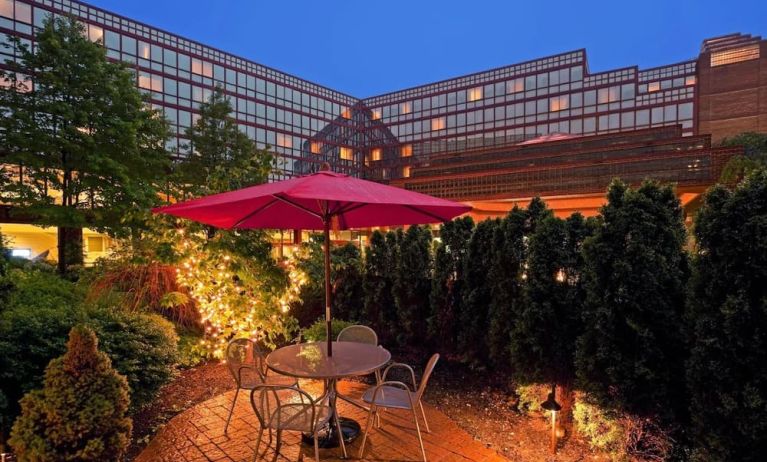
top-left (1, 0), bottom-right (766, 259)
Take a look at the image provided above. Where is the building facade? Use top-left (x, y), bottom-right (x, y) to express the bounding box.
top-left (0, 0), bottom-right (765, 257)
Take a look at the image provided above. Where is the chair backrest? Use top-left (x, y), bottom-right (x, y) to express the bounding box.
top-left (337, 325), bottom-right (378, 345)
top-left (416, 353), bottom-right (440, 401)
top-left (250, 384), bottom-right (316, 432)
top-left (225, 338), bottom-right (267, 386)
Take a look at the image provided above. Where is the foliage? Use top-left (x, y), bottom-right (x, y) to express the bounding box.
top-left (0, 16), bottom-right (170, 272)
top-left (302, 318), bottom-right (357, 342)
top-left (686, 169), bottom-right (767, 462)
top-left (573, 393), bottom-right (673, 462)
top-left (576, 180), bottom-right (688, 419)
top-left (9, 326), bottom-right (132, 462)
top-left (85, 307), bottom-right (178, 411)
top-left (393, 225), bottom-right (432, 347)
top-left (173, 86), bottom-right (273, 198)
top-left (719, 132), bottom-right (767, 183)
top-left (428, 217), bottom-right (474, 352)
top-left (510, 212), bottom-right (595, 386)
top-left (87, 261), bottom-right (199, 328)
top-left (486, 207), bottom-right (527, 369)
top-left (362, 230), bottom-right (397, 343)
top-left (458, 218), bottom-right (499, 366)
top-left (294, 237), bottom-right (363, 326)
top-left (515, 383), bottom-right (550, 415)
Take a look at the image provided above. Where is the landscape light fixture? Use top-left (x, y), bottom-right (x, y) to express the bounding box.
top-left (540, 383), bottom-right (562, 454)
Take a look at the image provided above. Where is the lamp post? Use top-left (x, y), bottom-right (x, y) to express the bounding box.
top-left (540, 383), bottom-right (562, 454)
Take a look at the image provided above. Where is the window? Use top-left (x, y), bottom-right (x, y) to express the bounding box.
top-left (370, 148), bottom-right (382, 161)
top-left (10, 248), bottom-right (31, 259)
top-left (711, 44), bottom-right (760, 66)
top-left (400, 101), bottom-right (412, 114)
top-left (138, 71), bottom-right (162, 92)
top-left (0, 0), bottom-right (12, 19)
top-left (467, 86), bottom-right (483, 102)
top-left (508, 78), bottom-right (524, 93)
top-left (340, 107), bottom-right (351, 119)
top-left (191, 58), bottom-right (212, 77)
top-left (431, 117), bottom-right (446, 130)
top-left (87, 236), bottom-right (105, 253)
top-left (648, 81), bottom-right (660, 92)
top-left (402, 166), bottom-right (411, 178)
top-left (685, 75), bottom-right (696, 86)
top-left (88, 25), bottom-right (103, 43)
top-left (310, 141), bottom-right (321, 154)
top-left (401, 144), bottom-right (412, 157)
top-left (276, 133), bottom-right (292, 148)
top-left (339, 147), bottom-right (353, 161)
top-left (371, 108), bottom-right (382, 120)
top-left (138, 41), bottom-right (150, 60)
top-left (14, 1), bottom-right (30, 23)
top-left (549, 95), bottom-right (569, 112)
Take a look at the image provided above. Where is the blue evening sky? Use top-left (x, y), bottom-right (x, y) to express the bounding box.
top-left (91, 0), bottom-right (766, 98)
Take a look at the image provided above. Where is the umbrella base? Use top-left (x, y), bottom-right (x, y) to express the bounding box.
top-left (302, 417), bottom-right (361, 448)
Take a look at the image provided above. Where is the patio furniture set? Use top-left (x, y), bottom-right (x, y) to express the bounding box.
top-left (224, 325), bottom-right (439, 462)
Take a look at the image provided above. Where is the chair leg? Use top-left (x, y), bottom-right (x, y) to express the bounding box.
top-left (252, 428), bottom-right (264, 462)
top-left (333, 411), bottom-right (347, 459)
top-left (313, 432), bottom-right (321, 462)
top-left (358, 404), bottom-right (377, 459)
top-left (411, 406), bottom-right (427, 462)
top-left (418, 401), bottom-right (431, 434)
top-left (224, 388), bottom-right (240, 435)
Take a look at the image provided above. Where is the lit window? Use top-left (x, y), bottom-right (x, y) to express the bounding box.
top-left (549, 95), bottom-right (569, 112)
top-left (402, 166), bottom-right (411, 178)
top-left (276, 133), bottom-right (292, 148)
top-left (11, 248), bottom-right (32, 259)
top-left (341, 107), bottom-right (351, 119)
top-left (14, 1), bottom-right (30, 23)
top-left (88, 25), bottom-right (103, 43)
top-left (507, 78), bottom-right (524, 93)
top-left (339, 147), bottom-right (353, 161)
top-left (431, 117), bottom-right (446, 131)
top-left (711, 44), bottom-right (760, 66)
top-left (138, 42), bottom-right (151, 60)
top-left (685, 75), bottom-right (696, 86)
top-left (310, 141), bottom-right (321, 154)
top-left (0, 0), bottom-right (12, 19)
top-left (370, 148), bottom-right (382, 161)
top-left (648, 82), bottom-right (660, 92)
top-left (401, 144), bottom-right (412, 157)
top-left (400, 101), bottom-right (411, 114)
top-left (191, 58), bottom-right (213, 77)
top-left (371, 108), bottom-right (382, 120)
top-left (88, 236), bottom-right (105, 253)
top-left (138, 72), bottom-right (162, 92)
top-left (468, 86), bottom-right (483, 102)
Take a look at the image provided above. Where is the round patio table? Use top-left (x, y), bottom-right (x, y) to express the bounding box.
top-left (266, 341), bottom-right (391, 451)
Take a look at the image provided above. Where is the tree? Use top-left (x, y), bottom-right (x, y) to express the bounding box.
top-left (686, 170), bottom-right (767, 462)
top-left (458, 218), bottom-right (499, 366)
top-left (9, 325), bottom-right (131, 462)
top-left (486, 207), bottom-right (526, 368)
top-left (174, 86), bottom-right (272, 198)
top-left (576, 180), bottom-right (688, 419)
top-left (362, 230), bottom-right (396, 340)
top-left (0, 16), bottom-right (170, 273)
top-left (719, 132), bottom-right (767, 183)
top-left (393, 225), bottom-right (432, 347)
top-left (510, 213), bottom-right (595, 387)
top-left (428, 216), bottom-right (474, 351)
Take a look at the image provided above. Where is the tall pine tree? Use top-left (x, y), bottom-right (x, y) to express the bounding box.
top-left (0, 16), bottom-right (170, 273)
top-left (393, 225), bottom-right (432, 347)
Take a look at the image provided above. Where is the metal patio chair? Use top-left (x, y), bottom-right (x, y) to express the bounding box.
top-left (358, 353), bottom-right (440, 462)
top-left (224, 338), bottom-right (298, 434)
top-left (250, 384), bottom-right (340, 462)
top-left (336, 324), bottom-right (383, 384)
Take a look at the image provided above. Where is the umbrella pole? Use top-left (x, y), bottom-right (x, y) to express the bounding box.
top-left (324, 218), bottom-right (332, 356)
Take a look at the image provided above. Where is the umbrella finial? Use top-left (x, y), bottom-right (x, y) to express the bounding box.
top-left (319, 162), bottom-right (331, 172)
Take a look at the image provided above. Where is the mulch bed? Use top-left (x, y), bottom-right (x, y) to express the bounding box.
top-left (128, 353), bottom-right (599, 462)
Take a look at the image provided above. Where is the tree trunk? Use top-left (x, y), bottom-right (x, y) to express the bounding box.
top-left (57, 226), bottom-right (83, 274)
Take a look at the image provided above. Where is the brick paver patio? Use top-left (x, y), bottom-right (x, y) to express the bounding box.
top-left (135, 380), bottom-right (506, 462)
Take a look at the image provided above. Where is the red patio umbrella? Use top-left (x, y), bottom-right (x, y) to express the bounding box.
top-left (153, 165), bottom-right (471, 355)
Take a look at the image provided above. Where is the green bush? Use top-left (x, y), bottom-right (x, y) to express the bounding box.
top-left (573, 396), bottom-right (626, 458)
top-left (393, 225), bottom-right (432, 347)
top-left (9, 325), bottom-right (132, 462)
top-left (86, 307), bottom-right (178, 410)
top-left (302, 318), bottom-right (357, 342)
top-left (687, 170), bottom-right (767, 462)
top-left (515, 383), bottom-right (549, 415)
top-left (4, 266), bottom-right (84, 311)
top-left (363, 230), bottom-right (399, 344)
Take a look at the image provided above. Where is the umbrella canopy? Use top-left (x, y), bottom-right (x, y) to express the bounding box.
top-left (154, 167), bottom-right (471, 355)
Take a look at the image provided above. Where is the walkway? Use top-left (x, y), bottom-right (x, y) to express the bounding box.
top-left (135, 380), bottom-right (506, 462)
